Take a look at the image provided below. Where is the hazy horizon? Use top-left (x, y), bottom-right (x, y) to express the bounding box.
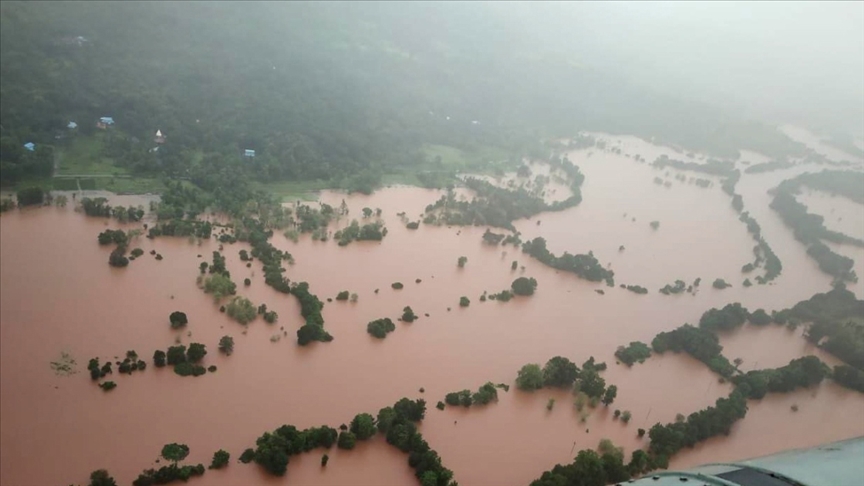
top-left (491, 1), bottom-right (864, 138)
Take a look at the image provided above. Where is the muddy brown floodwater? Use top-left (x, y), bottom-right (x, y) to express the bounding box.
top-left (2, 135), bottom-right (864, 486)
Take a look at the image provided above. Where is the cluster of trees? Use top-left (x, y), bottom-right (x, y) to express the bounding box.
top-left (516, 356), bottom-right (612, 403)
top-left (225, 296), bottom-right (256, 325)
top-left (659, 280), bottom-right (686, 295)
top-left (0, 196), bottom-right (15, 212)
top-left (97, 229), bottom-right (128, 246)
top-left (218, 335), bottom-right (234, 355)
top-left (246, 424), bottom-right (338, 476)
top-left (795, 286), bottom-right (864, 371)
top-left (806, 242), bottom-right (858, 284)
top-left (488, 289), bottom-right (514, 302)
top-left (334, 219), bottom-right (387, 246)
top-left (291, 281), bottom-right (332, 345)
top-left (424, 158), bottom-right (584, 231)
top-left (116, 350), bottom-right (146, 375)
top-left (651, 324), bottom-right (735, 378)
top-left (771, 191), bottom-right (864, 249)
top-left (367, 318), bottom-right (396, 339)
top-left (744, 159), bottom-right (795, 174)
top-left (511, 277), bottom-right (537, 296)
top-left (148, 219), bottom-right (213, 240)
top-left (770, 178), bottom-right (860, 283)
top-left (16, 186), bottom-right (48, 209)
top-left (736, 211), bottom-right (783, 284)
top-left (209, 450), bottom-right (230, 470)
top-left (530, 440), bottom-right (663, 486)
top-left (621, 284), bottom-right (648, 294)
top-left (522, 237), bottom-right (614, 285)
top-left (86, 469), bottom-right (118, 486)
top-left (482, 229), bottom-right (505, 245)
top-left (425, 180), bottom-right (555, 231)
top-left (202, 274), bottom-right (236, 302)
top-left (833, 365), bottom-right (864, 393)
top-left (81, 197), bottom-right (145, 222)
top-left (778, 170), bottom-right (864, 205)
top-left (1, 138), bottom-right (53, 184)
top-left (378, 398), bottom-right (457, 486)
top-left (400, 306), bottom-right (418, 323)
top-left (615, 342), bottom-right (651, 366)
top-left (482, 229), bottom-right (521, 247)
top-left (132, 443), bottom-right (205, 486)
top-left (96, 228), bottom-right (135, 267)
top-left (257, 303), bottom-right (278, 324)
top-left (443, 382), bottom-right (498, 408)
top-left (168, 311), bottom-right (187, 329)
top-left (732, 356), bottom-right (830, 399)
top-left (155, 343), bottom-right (209, 377)
top-left (699, 303), bottom-right (750, 332)
top-left (712, 278), bottom-right (731, 289)
top-left (647, 391), bottom-right (748, 464)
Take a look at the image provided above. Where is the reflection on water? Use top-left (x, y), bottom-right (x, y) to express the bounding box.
top-left (2, 135), bottom-right (863, 486)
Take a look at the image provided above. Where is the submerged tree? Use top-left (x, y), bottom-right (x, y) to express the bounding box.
top-left (218, 335), bottom-right (234, 355)
top-left (161, 443), bottom-right (190, 465)
top-left (511, 276), bottom-right (538, 296)
top-left (169, 311), bottom-right (188, 329)
top-left (209, 450), bottom-right (230, 469)
top-left (516, 363), bottom-right (544, 390)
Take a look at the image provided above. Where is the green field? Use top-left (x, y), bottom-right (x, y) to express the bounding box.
top-left (93, 177), bottom-right (164, 194)
top-left (56, 134), bottom-right (130, 176)
top-left (419, 143), bottom-right (513, 172)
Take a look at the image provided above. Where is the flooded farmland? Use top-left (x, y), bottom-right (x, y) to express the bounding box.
top-left (2, 134), bottom-right (863, 486)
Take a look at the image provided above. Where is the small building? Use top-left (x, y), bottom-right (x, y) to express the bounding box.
top-left (23, 142), bottom-right (35, 151)
top-left (154, 129), bottom-right (165, 144)
top-left (243, 149), bottom-right (256, 158)
top-left (67, 121), bottom-right (78, 129)
top-left (100, 117), bottom-right (114, 125)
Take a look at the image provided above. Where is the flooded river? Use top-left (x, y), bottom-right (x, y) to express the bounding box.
top-left (2, 135), bottom-right (863, 486)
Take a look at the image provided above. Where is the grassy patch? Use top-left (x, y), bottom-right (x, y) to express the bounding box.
top-left (56, 134), bottom-right (129, 176)
top-left (50, 351), bottom-right (78, 376)
top-left (420, 143), bottom-right (513, 172)
top-left (94, 177), bottom-right (164, 194)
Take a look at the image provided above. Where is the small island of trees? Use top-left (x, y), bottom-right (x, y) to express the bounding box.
top-left (522, 237), bottom-right (613, 285)
top-left (615, 342), bottom-right (651, 366)
top-left (400, 306), bottom-right (418, 323)
top-left (511, 277), bottom-right (537, 296)
top-left (367, 318), bottom-right (396, 339)
top-left (444, 382), bottom-right (499, 407)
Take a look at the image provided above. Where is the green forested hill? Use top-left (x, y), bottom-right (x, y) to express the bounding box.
top-left (0, 2), bottom-right (806, 190)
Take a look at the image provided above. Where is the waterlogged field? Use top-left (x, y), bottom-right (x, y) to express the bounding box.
top-left (2, 133), bottom-right (863, 486)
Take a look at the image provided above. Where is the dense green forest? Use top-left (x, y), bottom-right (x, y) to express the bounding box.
top-left (1, 2), bottom-right (809, 193)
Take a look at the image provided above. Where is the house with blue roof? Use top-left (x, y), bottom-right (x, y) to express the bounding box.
top-left (67, 121), bottom-right (78, 129)
top-left (244, 149), bottom-right (256, 158)
top-left (23, 142), bottom-right (35, 151)
top-left (100, 117), bottom-right (114, 125)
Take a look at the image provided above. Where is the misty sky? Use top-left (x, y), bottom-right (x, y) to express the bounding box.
top-left (500, 1), bottom-right (864, 136)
